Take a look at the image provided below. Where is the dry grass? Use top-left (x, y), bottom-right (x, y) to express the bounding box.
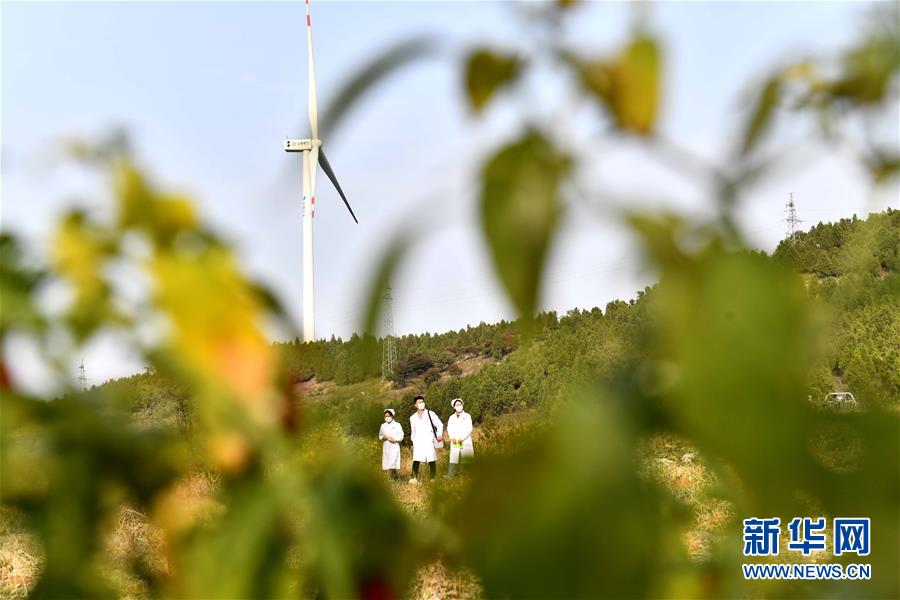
top-left (408, 560), bottom-right (482, 600)
top-left (639, 434), bottom-right (733, 560)
top-left (0, 508), bottom-right (40, 600)
top-left (0, 472), bottom-right (220, 600)
top-left (100, 507), bottom-right (166, 598)
top-left (0, 417), bottom-right (750, 598)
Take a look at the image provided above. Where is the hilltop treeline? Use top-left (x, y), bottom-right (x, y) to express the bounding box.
top-left (773, 209), bottom-right (899, 276)
top-left (96, 210), bottom-right (898, 427)
top-left (275, 313), bottom-right (557, 386)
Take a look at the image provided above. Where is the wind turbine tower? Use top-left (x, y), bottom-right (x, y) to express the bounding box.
top-left (284, 0), bottom-right (358, 343)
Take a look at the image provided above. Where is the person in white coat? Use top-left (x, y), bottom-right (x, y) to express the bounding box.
top-left (408, 395), bottom-right (443, 483)
top-left (446, 398), bottom-right (474, 477)
top-left (378, 409), bottom-right (404, 479)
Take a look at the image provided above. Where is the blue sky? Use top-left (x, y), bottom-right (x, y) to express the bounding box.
top-left (2, 1), bottom-right (897, 389)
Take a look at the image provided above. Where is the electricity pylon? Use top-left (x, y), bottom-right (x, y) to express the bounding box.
top-left (382, 285), bottom-right (398, 380)
top-left (784, 192), bottom-right (803, 241)
top-left (77, 359), bottom-right (88, 392)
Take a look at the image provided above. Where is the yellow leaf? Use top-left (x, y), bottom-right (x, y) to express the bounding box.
top-left (564, 33), bottom-right (662, 136)
top-left (611, 33), bottom-right (662, 135)
top-left (151, 249), bottom-right (277, 424)
top-left (114, 162), bottom-right (197, 243)
top-left (51, 212), bottom-right (115, 337)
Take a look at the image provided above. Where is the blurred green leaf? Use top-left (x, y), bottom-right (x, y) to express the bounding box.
top-left (0, 234), bottom-right (46, 338)
top-left (563, 31), bottom-right (662, 135)
top-left (480, 130), bottom-right (570, 325)
top-left (740, 76), bottom-right (782, 156)
top-left (358, 235), bottom-right (412, 377)
top-left (865, 151), bottom-right (900, 184)
top-left (361, 236), bottom-right (411, 338)
top-left (302, 452), bottom-right (431, 599)
top-left (319, 37), bottom-right (439, 139)
top-left (827, 13), bottom-right (900, 106)
top-left (2, 394), bottom-right (185, 599)
top-left (631, 215), bottom-right (825, 512)
top-left (451, 395), bottom-right (671, 598)
top-left (172, 479), bottom-right (294, 599)
top-left (464, 48), bottom-right (523, 113)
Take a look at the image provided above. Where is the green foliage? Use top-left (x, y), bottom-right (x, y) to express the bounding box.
top-left (390, 352), bottom-right (433, 386)
top-left (0, 149), bottom-right (431, 599)
top-left (463, 48), bottom-right (523, 112)
top-left (773, 210), bottom-right (899, 408)
top-left (738, 3), bottom-right (900, 180)
top-left (637, 217), bottom-right (822, 511)
top-left (423, 299), bottom-right (649, 424)
top-left (824, 5), bottom-right (900, 107)
top-left (741, 76), bottom-right (781, 156)
top-left (2, 393), bottom-right (186, 599)
top-left (480, 131), bottom-right (570, 328)
top-left (0, 235), bottom-right (45, 340)
top-left (774, 210), bottom-right (899, 277)
top-left (450, 397), bottom-right (667, 599)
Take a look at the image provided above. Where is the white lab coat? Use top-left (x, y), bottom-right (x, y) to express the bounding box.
top-left (378, 421), bottom-right (404, 470)
top-left (446, 411), bottom-right (474, 464)
top-left (409, 410), bottom-right (443, 462)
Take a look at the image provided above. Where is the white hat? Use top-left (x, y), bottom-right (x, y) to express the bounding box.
top-left (384, 408), bottom-right (396, 416)
top-left (451, 398), bottom-right (464, 408)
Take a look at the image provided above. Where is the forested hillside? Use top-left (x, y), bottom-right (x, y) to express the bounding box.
top-left (775, 209), bottom-right (899, 405)
top-left (102, 209), bottom-right (897, 430)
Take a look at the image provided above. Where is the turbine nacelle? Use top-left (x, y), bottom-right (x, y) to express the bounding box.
top-left (283, 137), bottom-right (358, 223)
top-left (283, 138), bottom-right (321, 152)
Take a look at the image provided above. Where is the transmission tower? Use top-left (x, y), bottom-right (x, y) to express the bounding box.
top-left (381, 285), bottom-right (398, 380)
top-left (784, 192), bottom-right (803, 241)
top-left (77, 359), bottom-right (88, 392)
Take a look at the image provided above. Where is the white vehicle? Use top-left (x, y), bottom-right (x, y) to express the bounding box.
top-left (824, 392), bottom-right (857, 409)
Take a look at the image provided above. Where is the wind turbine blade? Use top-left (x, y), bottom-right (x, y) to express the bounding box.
top-left (306, 0), bottom-right (318, 141)
top-left (319, 148), bottom-right (359, 224)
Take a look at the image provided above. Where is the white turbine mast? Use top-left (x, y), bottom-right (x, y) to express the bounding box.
top-left (284, 0), bottom-right (358, 343)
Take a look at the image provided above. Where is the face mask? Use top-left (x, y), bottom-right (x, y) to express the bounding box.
top-left (454, 406), bottom-right (463, 413)
top-left (385, 416), bottom-right (393, 423)
top-left (416, 402), bottom-right (425, 410)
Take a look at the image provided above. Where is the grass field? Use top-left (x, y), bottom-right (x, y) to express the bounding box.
top-left (0, 387), bottom-right (732, 599)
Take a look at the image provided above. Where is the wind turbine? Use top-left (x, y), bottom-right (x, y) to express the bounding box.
top-left (284, 0), bottom-right (358, 343)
